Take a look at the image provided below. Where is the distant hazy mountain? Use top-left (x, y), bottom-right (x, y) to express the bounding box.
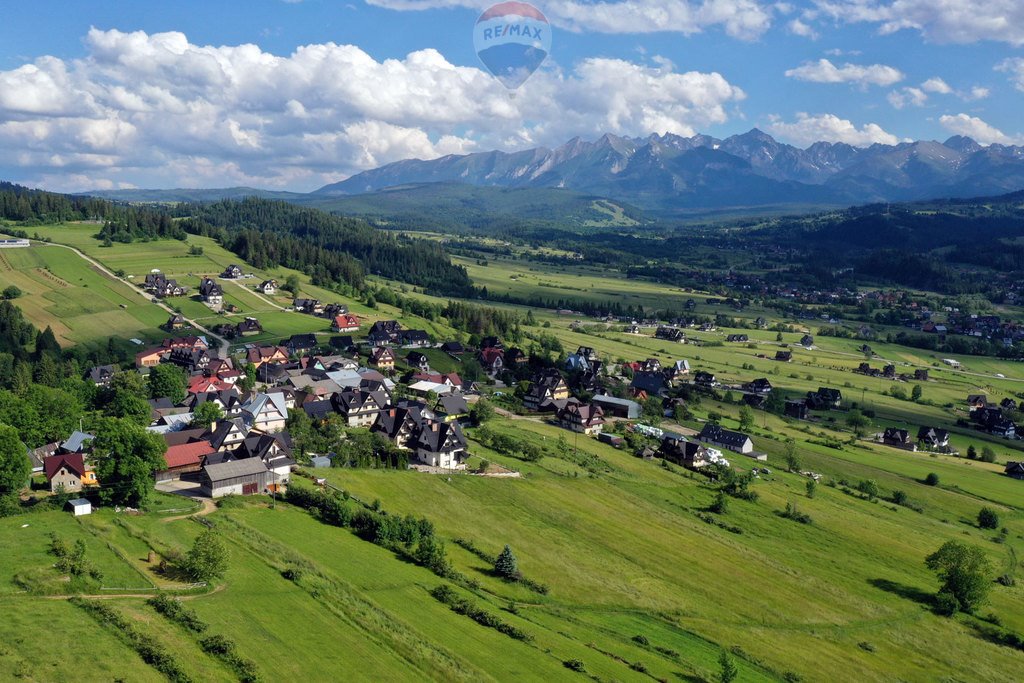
top-left (81, 187), bottom-right (307, 203)
top-left (316, 130), bottom-right (1024, 212)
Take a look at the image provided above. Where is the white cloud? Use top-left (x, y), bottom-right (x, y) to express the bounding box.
top-left (365, 0), bottom-right (776, 40)
top-left (887, 86), bottom-right (927, 109)
top-left (920, 77), bottom-right (952, 94)
top-left (0, 28), bottom-right (746, 190)
top-left (787, 18), bottom-right (818, 38)
top-left (766, 112), bottom-right (901, 146)
top-left (785, 58), bottom-right (903, 87)
top-left (996, 57), bottom-right (1024, 91)
top-left (965, 86), bottom-right (990, 100)
top-left (811, 0), bottom-right (1024, 45)
top-left (939, 114), bottom-right (1020, 145)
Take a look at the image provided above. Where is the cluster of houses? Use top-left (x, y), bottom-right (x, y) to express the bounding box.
top-left (968, 394), bottom-right (1018, 440)
top-left (878, 426), bottom-right (951, 452)
top-left (855, 362), bottom-right (929, 382)
top-left (144, 272), bottom-right (187, 298)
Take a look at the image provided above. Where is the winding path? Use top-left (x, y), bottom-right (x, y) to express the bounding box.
top-left (39, 241), bottom-right (231, 358)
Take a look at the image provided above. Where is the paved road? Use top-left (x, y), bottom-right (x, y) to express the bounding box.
top-left (40, 241), bottom-right (231, 358)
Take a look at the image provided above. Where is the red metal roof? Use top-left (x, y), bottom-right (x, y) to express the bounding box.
top-left (44, 453), bottom-right (85, 480)
top-left (163, 440), bottom-right (214, 469)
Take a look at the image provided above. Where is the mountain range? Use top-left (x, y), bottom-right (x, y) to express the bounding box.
top-left (313, 130), bottom-right (1024, 213)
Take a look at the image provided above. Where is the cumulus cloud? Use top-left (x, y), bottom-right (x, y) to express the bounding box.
top-left (887, 86), bottom-right (927, 109)
top-left (766, 112), bottom-right (901, 146)
top-left (365, 0), bottom-right (776, 40)
top-left (939, 114), bottom-right (1020, 145)
top-left (810, 0), bottom-right (1024, 46)
top-left (996, 57), bottom-right (1024, 91)
top-left (0, 28), bottom-right (746, 190)
top-left (784, 58), bottom-right (903, 87)
top-left (920, 77), bottom-right (952, 94)
top-left (787, 18), bottom-right (818, 38)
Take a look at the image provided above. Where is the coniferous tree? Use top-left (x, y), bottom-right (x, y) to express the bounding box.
top-left (494, 544), bottom-right (519, 580)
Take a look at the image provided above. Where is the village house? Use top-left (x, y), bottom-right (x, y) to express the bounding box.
top-left (44, 453), bottom-right (96, 493)
top-left (197, 277), bottom-right (222, 305)
top-left (557, 403), bottom-right (605, 435)
top-left (246, 345), bottom-right (289, 369)
top-left (287, 334), bottom-right (318, 356)
top-left (236, 317), bottom-right (263, 336)
top-left (917, 427), bottom-right (950, 449)
top-left (166, 348), bottom-right (210, 374)
top-left (413, 420), bottom-right (468, 469)
top-left (400, 329), bottom-right (431, 348)
top-left (744, 378), bottom-right (773, 395)
top-left (221, 264), bottom-right (244, 279)
top-left (1006, 462), bottom-right (1024, 480)
top-left (331, 313), bottom-right (360, 333)
top-left (367, 320), bottom-right (402, 346)
top-left (294, 298), bottom-right (324, 315)
top-left (775, 350), bottom-right (792, 362)
top-left (240, 393), bottom-right (289, 432)
top-left (87, 364), bottom-right (118, 388)
top-left (698, 424), bottom-right (753, 454)
top-left (369, 346), bottom-right (397, 371)
top-left (406, 351), bottom-right (431, 373)
top-left (657, 437), bottom-right (709, 469)
top-left (478, 347), bottom-right (504, 375)
top-left (135, 347), bottom-right (166, 369)
top-left (523, 370), bottom-right (570, 411)
top-left (333, 389), bottom-right (386, 427)
top-left (693, 371), bottom-right (717, 388)
top-left (441, 341), bottom-right (465, 355)
top-left (258, 279), bottom-right (277, 295)
top-left (726, 334), bottom-right (749, 343)
top-left (434, 393), bottom-right (469, 422)
top-left (165, 313), bottom-right (187, 331)
top-left (882, 427), bottom-right (916, 451)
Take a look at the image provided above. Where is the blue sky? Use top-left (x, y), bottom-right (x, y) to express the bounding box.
top-left (0, 0), bottom-right (1021, 191)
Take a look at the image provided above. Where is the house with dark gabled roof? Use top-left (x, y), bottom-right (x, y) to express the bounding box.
top-left (287, 334), bottom-right (318, 356)
top-left (370, 346), bottom-right (396, 370)
top-left (372, 406), bottom-right (425, 448)
top-left (800, 334), bottom-right (814, 347)
top-left (221, 264), bottom-right (243, 279)
top-left (726, 334), bottom-right (749, 343)
top-left (815, 387), bottom-right (842, 408)
top-left (293, 298), bottom-right (323, 315)
top-left (966, 394), bottom-right (988, 409)
top-left (882, 427), bottom-right (916, 451)
top-left (631, 371), bottom-right (667, 397)
top-left (165, 313), bottom-right (187, 330)
top-left (744, 378), bottom-right (773, 395)
top-left (199, 277), bottom-right (223, 305)
top-left (775, 350), bottom-right (792, 362)
top-left (166, 348), bottom-right (210, 374)
top-left (258, 279), bottom-right (277, 294)
top-left (246, 345), bottom-right (289, 369)
top-left (1005, 462), bottom-right (1024, 480)
top-left (367, 320), bottom-right (402, 346)
top-left (87, 364), bottom-right (119, 388)
top-left (236, 317), bottom-right (263, 336)
top-left (916, 426), bottom-right (950, 449)
top-left (332, 389), bottom-right (386, 427)
top-left (441, 341), bottom-right (465, 355)
top-left (657, 437), bottom-right (709, 469)
top-left (400, 329), bottom-right (430, 348)
top-left (693, 371), bottom-right (717, 388)
top-left (558, 403), bottom-right (605, 435)
top-left (413, 420), bottom-right (468, 469)
top-left (435, 393), bottom-right (469, 421)
top-left (698, 423), bottom-right (753, 454)
top-left (480, 336), bottom-right (503, 351)
top-left (406, 351), bottom-right (431, 372)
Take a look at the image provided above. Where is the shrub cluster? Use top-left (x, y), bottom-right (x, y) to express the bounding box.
top-left (200, 635), bottom-right (261, 683)
top-left (49, 534), bottom-right (102, 581)
top-left (779, 502), bottom-right (813, 525)
top-left (147, 595), bottom-right (207, 634)
top-left (286, 486), bottom-right (458, 580)
top-left (430, 585), bottom-right (533, 642)
top-left (695, 511), bottom-right (743, 534)
top-left (71, 598), bottom-right (193, 683)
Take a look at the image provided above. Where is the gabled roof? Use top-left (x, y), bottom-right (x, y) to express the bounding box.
top-left (44, 453), bottom-right (86, 480)
top-left (203, 458), bottom-right (268, 482)
top-left (164, 440), bottom-right (214, 469)
top-left (60, 431), bottom-right (95, 453)
top-left (699, 423), bottom-right (751, 448)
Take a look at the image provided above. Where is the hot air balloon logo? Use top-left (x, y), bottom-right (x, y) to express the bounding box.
top-left (473, 2), bottom-right (551, 90)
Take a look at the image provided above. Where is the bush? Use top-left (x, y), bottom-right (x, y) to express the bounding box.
top-left (148, 594), bottom-right (208, 633)
top-left (780, 501), bottom-right (813, 524)
top-left (858, 641), bottom-right (876, 652)
top-left (563, 659), bottom-right (586, 673)
top-left (709, 492), bottom-right (729, 514)
top-left (934, 590), bottom-right (960, 616)
top-left (924, 473), bottom-right (940, 486)
top-left (632, 634), bottom-right (650, 646)
top-left (978, 507), bottom-right (1000, 529)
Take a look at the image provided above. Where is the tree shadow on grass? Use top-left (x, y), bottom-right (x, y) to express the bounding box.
top-left (868, 578), bottom-right (935, 608)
